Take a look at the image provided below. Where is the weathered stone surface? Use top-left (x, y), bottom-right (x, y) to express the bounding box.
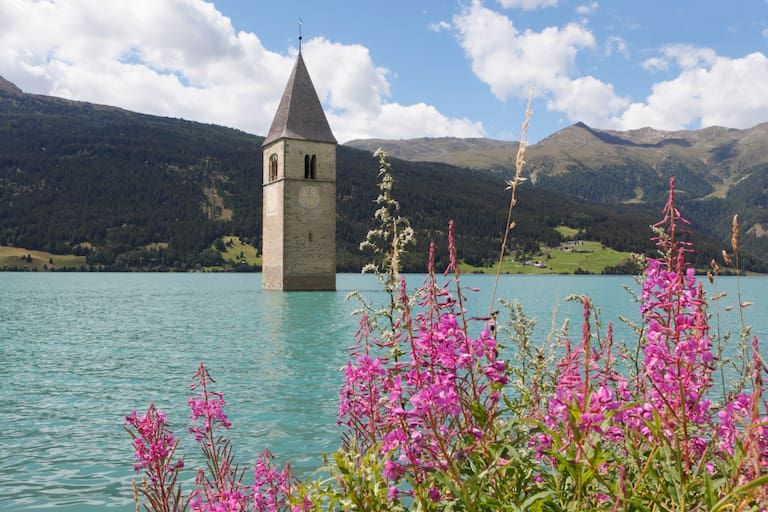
top-left (262, 53), bottom-right (337, 291)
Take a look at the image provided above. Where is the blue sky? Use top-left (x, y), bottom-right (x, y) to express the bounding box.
top-left (1, 1), bottom-right (767, 143)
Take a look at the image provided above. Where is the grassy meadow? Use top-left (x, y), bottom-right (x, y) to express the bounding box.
top-left (2, 226), bottom-right (631, 274)
top-left (460, 225), bottom-right (635, 274)
top-left (0, 246), bottom-right (87, 271)
top-left (217, 236), bottom-right (262, 267)
top-left (1, 234), bottom-right (630, 274)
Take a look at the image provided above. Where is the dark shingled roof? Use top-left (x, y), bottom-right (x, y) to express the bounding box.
top-left (263, 53), bottom-right (336, 146)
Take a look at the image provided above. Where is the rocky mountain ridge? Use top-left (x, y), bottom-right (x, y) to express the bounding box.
top-left (347, 120), bottom-right (768, 195)
top-left (2, 74), bottom-right (766, 271)
top-left (347, 119), bottom-right (768, 264)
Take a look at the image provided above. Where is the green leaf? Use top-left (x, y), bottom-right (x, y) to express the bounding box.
top-left (711, 473), bottom-right (768, 512)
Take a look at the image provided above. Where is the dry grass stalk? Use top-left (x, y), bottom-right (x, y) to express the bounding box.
top-left (133, 478), bottom-right (139, 512)
top-left (488, 88), bottom-right (533, 316)
top-left (722, 250), bottom-right (733, 267)
top-left (713, 212), bottom-right (755, 389)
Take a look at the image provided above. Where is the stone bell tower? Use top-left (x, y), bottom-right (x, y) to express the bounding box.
top-left (261, 50), bottom-right (337, 290)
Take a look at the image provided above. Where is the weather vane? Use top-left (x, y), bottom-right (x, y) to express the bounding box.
top-left (298, 18), bottom-right (303, 52)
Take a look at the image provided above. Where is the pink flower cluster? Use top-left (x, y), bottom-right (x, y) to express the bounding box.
top-left (375, 313), bottom-right (504, 481)
top-left (125, 403), bottom-right (185, 512)
top-left (190, 481), bottom-right (248, 512)
top-left (628, 181), bottom-right (723, 464)
top-left (128, 363), bottom-right (310, 512)
top-left (716, 336), bottom-right (768, 482)
top-left (534, 298), bottom-right (629, 462)
top-left (629, 256), bottom-right (714, 459)
top-left (531, 177), bottom-right (768, 496)
top-left (126, 404), bottom-right (184, 476)
top-left (339, 223), bottom-right (508, 497)
top-left (253, 449), bottom-right (311, 512)
top-left (189, 362), bottom-right (232, 442)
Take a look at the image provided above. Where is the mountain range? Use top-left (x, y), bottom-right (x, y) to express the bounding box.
top-left (347, 121), bottom-right (768, 200)
top-left (1, 75), bottom-right (765, 272)
top-left (348, 122), bottom-right (768, 267)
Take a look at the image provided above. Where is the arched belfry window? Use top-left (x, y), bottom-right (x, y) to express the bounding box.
top-left (310, 154), bottom-right (317, 179)
top-left (304, 154), bottom-right (317, 179)
top-left (269, 154), bottom-right (278, 181)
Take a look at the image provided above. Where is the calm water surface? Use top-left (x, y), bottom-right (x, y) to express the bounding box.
top-left (0, 272), bottom-right (764, 510)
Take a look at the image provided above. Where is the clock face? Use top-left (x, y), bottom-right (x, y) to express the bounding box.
top-left (299, 186), bottom-right (320, 209)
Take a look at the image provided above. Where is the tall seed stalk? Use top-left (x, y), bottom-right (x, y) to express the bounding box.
top-left (489, 88), bottom-right (533, 316)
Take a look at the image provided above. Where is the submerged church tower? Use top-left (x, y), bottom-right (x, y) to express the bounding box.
top-left (262, 50), bottom-right (337, 290)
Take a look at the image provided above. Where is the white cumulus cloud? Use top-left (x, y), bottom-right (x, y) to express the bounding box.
top-left (301, 38), bottom-right (483, 141)
top-left (604, 36), bottom-right (628, 58)
top-left (576, 2), bottom-right (599, 15)
top-left (452, 2), bottom-right (768, 134)
top-left (331, 102), bottom-right (485, 142)
top-left (642, 57), bottom-right (669, 73)
top-left (620, 50), bottom-right (768, 131)
top-left (429, 20), bottom-right (452, 32)
top-left (0, 0), bottom-right (484, 142)
top-left (496, 0), bottom-right (558, 10)
top-left (659, 44), bottom-right (717, 69)
top-left (453, 0), bottom-right (629, 127)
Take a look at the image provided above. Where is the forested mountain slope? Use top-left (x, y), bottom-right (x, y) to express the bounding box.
top-left (348, 121), bottom-right (768, 271)
top-left (0, 77), bottom-right (754, 271)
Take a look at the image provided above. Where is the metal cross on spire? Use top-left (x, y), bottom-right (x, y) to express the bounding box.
top-left (298, 18), bottom-right (303, 53)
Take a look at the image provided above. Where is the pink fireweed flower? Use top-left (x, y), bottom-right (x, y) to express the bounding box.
top-left (636, 253), bottom-right (714, 449)
top-left (188, 394), bottom-right (231, 440)
top-left (615, 180), bottom-right (718, 470)
top-left (125, 403), bottom-right (185, 512)
top-left (717, 393), bottom-right (751, 455)
top-left (189, 363), bottom-right (232, 441)
top-left (187, 363), bottom-right (254, 511)
top-left (338, 354), bottom-right (387, 448)
top-left (190, 487), bottom-right (249, 512)
top-left (532, 298), bottom-right (629, 461)
top-left (126, 404), bottom-right (182, 478)
top-left (340, 229), bottom-right (511, 496)
top-left (189, 460), bottom-right (251, 512)
top-left (252, 449), bottom-right (294, 512)
top-left (717, 337), bottom-right (768, 481)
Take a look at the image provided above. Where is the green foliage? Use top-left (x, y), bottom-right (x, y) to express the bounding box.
top-left (0, 245), bottom-right (87, 270)
top-left (359, 149), bottom-right (415, 287)
top-left (460, 240), bottom-right (637, 274)
top-left (2, 90), bottom-right (763, 272)
top-left (0, 93), bottom-right (257, 270)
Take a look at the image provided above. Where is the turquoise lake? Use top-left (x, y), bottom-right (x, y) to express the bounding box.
top-left (1, 272), bottom-right (765, 510)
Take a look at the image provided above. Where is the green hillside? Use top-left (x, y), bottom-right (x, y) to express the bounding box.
top-left (0, 81), bottom-right (753, 273)
top-left (0, 246), bottom-right (87, 271)
top-left (460, 240), bottom-right (636, 275)
top-left (348, 122), bottom-right (768, 272)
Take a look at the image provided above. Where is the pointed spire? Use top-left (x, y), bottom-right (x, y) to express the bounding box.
top-left (263, 52), bottom-right (336, 146)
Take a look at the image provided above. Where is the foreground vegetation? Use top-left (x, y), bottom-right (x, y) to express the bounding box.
top-left (126, 148), bottom-right (767, 510)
